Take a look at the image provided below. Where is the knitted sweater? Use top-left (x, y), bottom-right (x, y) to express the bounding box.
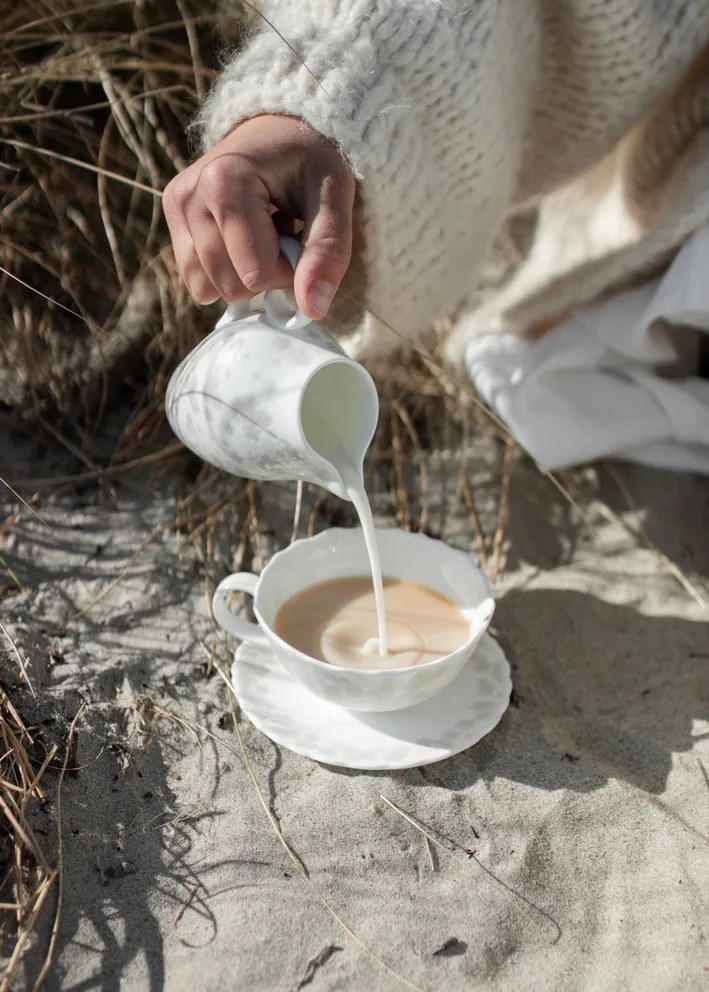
top-left (198, 2), bottom-right (709, 359)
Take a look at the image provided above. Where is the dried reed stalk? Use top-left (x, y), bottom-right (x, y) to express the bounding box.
top-left (0, 685), bottom-right (58, 991)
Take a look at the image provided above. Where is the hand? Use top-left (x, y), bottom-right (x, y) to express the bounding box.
top-left (163, 115), bottom-right (356, 319)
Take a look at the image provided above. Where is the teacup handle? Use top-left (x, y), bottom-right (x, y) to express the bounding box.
top-left (212, 573), bottom-right (268, 645)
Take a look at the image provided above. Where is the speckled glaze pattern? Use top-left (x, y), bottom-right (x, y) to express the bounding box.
top-left (165, 309), bottom-right (378, 499)
top-left (212, 527), bottom-right (496, 713)
top-left (229, 633), bottom-right (511, 770)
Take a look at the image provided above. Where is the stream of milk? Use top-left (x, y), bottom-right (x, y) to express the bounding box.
top-left (300, 365), bottom-right (388, 656)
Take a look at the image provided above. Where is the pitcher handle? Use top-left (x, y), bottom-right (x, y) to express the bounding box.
top-left (215, 237), bottom-right (311, 332)
top-left (263, 236), bottom-right (312, 331)
top-left (212, 573), bottom-right (268, 645)
top-left (215, 301), bottom-right (250, 329)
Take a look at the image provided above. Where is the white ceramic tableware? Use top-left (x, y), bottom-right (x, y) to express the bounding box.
top-left (212, 527), bottom-right (495, 713)
top-left (229, 634), bottom-right (511, 770)
top-left (165, 237), bottom-right (378, 500)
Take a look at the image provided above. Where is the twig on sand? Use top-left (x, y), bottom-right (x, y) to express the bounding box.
top-left (213, 662), bottom-right (427, 992)
top-left (0, 619), bottom-right (35, 697)
top-left (0, 876), bottom-right (56, 992)
top-left (489, 438), bottom-right (515, 582)
top-left (7, 442), bottom-right (184, 489)
top-left (290, 480), bottom-right (304, 545)
top-left (460, 476), bottom-right (488, 568)
top-left (0, 475), bottom-right (48, 526)
top-left (424, 836), bottom-right (437, 872)
top-left (0, 549), bottom-right (27, 596)
top-left (390, 405), bottom-right (411, 530)
top-left (130, 695), bottom-right (204, 754)
top-left (698, 758), bottom-right (709, 795)
top-left (0, 684), bottom-right (60, 990)
top-left (380, 794), bottom-right (562, 944)
top-left (31, 704), bottom-right (86, 992)
top-left (62, 525), bottom-right (165, 628)
top-left (59, 473), bottom-right (247, 631)
top-left (294, 944), bottom-right (343, 990)
top-left (392, 399), bottom-right (429, 534)
top-left (171, 883), bottom-right (202, 927)
top-left (245, 481), bottom-right (264, 565)
top-left (603, 465), bottom-right (708, 610)
top-left (307, 490), bottom-right (328, 538)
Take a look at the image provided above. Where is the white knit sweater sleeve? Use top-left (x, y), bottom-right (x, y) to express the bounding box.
top-left (199, 0), bottom-right (442, 180)
top-left (198, 0), bottom-right (536, 353)
top-left (197, 1), bottom-right (709, 355)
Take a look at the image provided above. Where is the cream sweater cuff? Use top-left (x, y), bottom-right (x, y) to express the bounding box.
top-left (196, 0), bottom-right (413, 180)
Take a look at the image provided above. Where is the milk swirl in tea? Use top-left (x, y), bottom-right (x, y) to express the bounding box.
top-left (275, 577), bottom-right (469, 670)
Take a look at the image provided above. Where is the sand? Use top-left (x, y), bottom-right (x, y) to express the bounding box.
top-left (1, 411), bottom-right (708, 992)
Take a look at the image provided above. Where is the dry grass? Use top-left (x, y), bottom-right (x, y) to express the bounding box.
top-left (0, 684), bottom-right (57, 991)
top-left (0, 0), bottom-right (247, 451)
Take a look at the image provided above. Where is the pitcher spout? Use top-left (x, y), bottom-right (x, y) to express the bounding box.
top-left (297, 359), bottom-right (379, 503)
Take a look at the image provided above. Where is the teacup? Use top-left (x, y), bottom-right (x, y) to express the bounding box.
top-left (212, 527), bottom-right (495, 712)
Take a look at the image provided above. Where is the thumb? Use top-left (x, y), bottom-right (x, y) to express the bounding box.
top-left (294, 174), bottom-right (355, 320)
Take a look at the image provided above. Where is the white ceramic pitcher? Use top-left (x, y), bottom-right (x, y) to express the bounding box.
top-left (165, 238), bottom-right (379, 499)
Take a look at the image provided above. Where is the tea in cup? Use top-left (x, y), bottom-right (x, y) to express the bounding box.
top-left (212, 527), bottom-right (494, 712)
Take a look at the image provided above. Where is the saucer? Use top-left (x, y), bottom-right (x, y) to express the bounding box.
top-left (229, 635), bottom-right (512, 770)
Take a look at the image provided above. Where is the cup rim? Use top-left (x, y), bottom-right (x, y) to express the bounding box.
top-left (251, 527), bottom-right (495, 677)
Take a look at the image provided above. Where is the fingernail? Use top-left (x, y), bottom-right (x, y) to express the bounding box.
top-left (310, 280), bottom-right (336, 317)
